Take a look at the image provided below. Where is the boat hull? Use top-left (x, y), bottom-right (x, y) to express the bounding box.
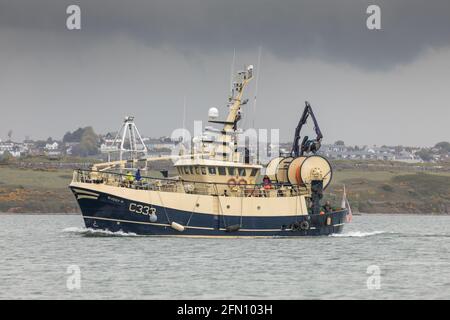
top-left (70, 186), bottom-right (348, 237)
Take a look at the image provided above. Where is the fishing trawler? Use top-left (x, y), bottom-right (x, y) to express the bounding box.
top-left (69, 65), bottom-right (349, 237)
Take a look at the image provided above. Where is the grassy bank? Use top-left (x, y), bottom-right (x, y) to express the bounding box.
top-left (0, 167), bottom-right (79, 213)
top-left (325, 168), bottom-right (450, 214)
top-left (0, 161), bottom-right (449, 214)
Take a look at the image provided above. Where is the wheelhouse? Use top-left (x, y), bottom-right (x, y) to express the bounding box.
top-left (174, 159), bottom-right (262, 185)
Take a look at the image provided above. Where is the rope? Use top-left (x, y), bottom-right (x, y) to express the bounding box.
top-left (218, 197), bottom-right (228, 229)
top-left (213, 184), bottom-right (228, 229)
top-left (185, 194), bottom-right (201, 227)
top-left (156, 190), bottom-right (171, 224)
top-left (240, 193), bottom-right (244, 227)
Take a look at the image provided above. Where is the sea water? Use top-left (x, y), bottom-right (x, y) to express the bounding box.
top-left (0, 214), bottom-right (449, 299)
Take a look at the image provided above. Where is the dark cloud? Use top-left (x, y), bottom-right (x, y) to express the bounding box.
top-left (1, 0), bottom-right (450, 70)
top-left (0, 0), bottom-right (449, 146)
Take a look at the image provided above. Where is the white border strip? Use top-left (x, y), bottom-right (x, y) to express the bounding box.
top-left (77, 195), bottom-right (99, 200)
top-left (72, 188), bottom-right (100, 197)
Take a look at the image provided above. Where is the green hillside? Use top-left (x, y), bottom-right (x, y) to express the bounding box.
top-left (0, 161), bottom-right (449, 214)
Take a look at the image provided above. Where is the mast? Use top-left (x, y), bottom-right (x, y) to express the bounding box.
top-left (224, 65), bottom-right (254, 132)
top-left (208, 65), bottom-right (254, 162)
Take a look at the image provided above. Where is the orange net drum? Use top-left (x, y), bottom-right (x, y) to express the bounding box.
top-left (287, 155), bottom-right (332, 189)
top-left (287, 156), bottom-right (307, 185)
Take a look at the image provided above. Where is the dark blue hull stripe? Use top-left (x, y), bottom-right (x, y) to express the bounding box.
top-left (82, 215), bottom-right (345, 232)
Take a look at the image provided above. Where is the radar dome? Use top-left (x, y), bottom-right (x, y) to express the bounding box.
top-left (208, 107), bottom-right (219, 119)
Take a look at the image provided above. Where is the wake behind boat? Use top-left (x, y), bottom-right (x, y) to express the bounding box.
top-left (69, 65), bottom-right (349, 237)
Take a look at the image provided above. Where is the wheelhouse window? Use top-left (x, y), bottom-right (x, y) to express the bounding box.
top-left (238, 168), bottom-right (246, 176)
top-left (250, 168), bottom-right (258, 177)
top-left (218, 167), bottom-right (226, 176)
top-left (189, 166), bottom-right (194, 174)
top-left (208, 167), bottom-right (216, 175)
top-left (195, 166), bottom-right (200, 175)
top-left (183, 166), bottom-right (189, 174)
top-left (227, 167), bottom-right (236, 176)
top-left (201, 167), bottom-right (207, 175)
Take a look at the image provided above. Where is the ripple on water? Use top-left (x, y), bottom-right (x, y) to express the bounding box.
top-left (0, 214), bottom-right (449, 299)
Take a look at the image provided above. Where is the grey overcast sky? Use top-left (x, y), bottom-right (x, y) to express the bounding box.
top-left (0, 0), bottom-right (449, 146)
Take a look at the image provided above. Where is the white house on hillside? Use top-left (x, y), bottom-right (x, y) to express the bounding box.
top-left (44, 142), bottom-right (59, 151)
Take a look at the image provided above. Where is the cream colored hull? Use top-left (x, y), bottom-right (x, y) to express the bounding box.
top-left (70, 182), bottom-right (308, 217)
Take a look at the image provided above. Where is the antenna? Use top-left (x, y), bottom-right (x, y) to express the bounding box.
top-left (252, 46), bottom-right (262, 129)
top-left (182, 95), bottom-right (187, 145)
top-left (182, 95), bottom-right (186, 131)
top-left (229, 48), bottom-right (236, 97)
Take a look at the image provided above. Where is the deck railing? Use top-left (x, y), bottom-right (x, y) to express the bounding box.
top-left (72, 169), bottom-right (310, 198)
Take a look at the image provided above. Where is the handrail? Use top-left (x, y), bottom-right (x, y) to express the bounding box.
top-left (73, 168), bottom-right (308, 189)
top-left (91, 152), bottom-right (211, 172)
top-left (72, 169), bottom-right (310, 198)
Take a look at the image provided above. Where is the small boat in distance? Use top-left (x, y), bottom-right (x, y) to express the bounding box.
top-left (69, 65), bottom-right (349, 237)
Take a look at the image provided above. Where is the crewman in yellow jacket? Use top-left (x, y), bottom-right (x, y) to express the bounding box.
top-left (125, 171), bottom-right (134, 186)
